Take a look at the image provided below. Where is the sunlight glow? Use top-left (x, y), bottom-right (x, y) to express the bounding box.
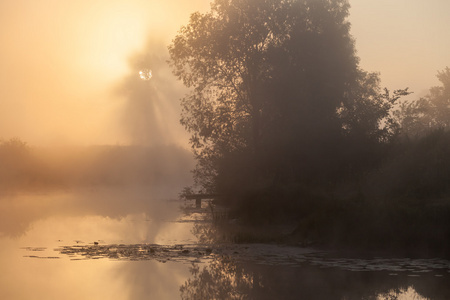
top-left (139, 69), bottom-right (153, 80)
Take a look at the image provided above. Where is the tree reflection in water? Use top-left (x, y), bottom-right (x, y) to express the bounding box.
top-left (180, 255), bottom-right (448, 300)
top-left (185, 211), bottom-right (449, 299)
top-left (191, 216), bottom-right (221, 244)
top-left (180, 256), bottom-right (254, 300)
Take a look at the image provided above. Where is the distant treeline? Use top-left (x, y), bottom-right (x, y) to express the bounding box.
top-left (169, 0), bottom-right (450, 254)
top-left (0, 139), bottom-right (194, 191)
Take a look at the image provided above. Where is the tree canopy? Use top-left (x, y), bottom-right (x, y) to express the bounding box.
top-left (169, 0), bottom-right (407, 195)
top-left (395, 67), bottom-right (450, 137)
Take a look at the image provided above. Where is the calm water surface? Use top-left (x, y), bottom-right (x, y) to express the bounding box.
top-left (0, 188), bottom-right (449, 299)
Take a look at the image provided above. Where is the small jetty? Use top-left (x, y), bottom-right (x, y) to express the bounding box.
top-left (180, 193), bottom-right (229, 223)
top-left (183, 193), bottom-right (220, 208)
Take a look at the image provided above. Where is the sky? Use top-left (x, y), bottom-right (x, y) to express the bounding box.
top-left (350, 0), bottom-right (450, 97)
top-left (0, 0), bottom-right (449, 146)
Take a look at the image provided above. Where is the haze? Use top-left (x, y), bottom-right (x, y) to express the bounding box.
top-left (0, 0), bottom-right (210, 146)
top-left (1, 1), bottom-right (449, 298)
top-left (0, 0), bottom-right (449, 146)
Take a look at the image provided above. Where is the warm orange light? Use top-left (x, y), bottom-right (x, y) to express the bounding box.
top-left (139, 69), bottom-right (153, 80)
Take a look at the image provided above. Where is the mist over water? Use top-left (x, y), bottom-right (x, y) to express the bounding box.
top-left (0, 30), bottom-right (203, 300)
top-left (0, 34), bottom-right (197, 236)
top-left (1, 1), bottom-right (450, 299)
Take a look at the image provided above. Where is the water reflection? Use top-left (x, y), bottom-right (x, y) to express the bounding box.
top-left (1, 189), bottom-right (449, 300)
top-left (0, 186), bottom-right (182, 237)
top-left (180, 257), bottom-right (255, 300)
top-left (0, 188), bottom-right (197, 300)
top-left (180, 255), bottom-right (448, 300)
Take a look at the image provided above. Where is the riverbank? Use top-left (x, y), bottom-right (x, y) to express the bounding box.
top-left (206, 193), bottom-right (450, 259)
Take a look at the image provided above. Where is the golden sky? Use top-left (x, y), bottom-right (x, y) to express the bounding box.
top-left (351, 0), bottom-right (450, 96)
top-left (0, 0), bottom-right (449, 146)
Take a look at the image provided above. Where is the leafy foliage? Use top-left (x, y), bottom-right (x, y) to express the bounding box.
top-left (395, 67), bottom-right (450, 137)
top-left (169, 0), bottom-right (408, 194)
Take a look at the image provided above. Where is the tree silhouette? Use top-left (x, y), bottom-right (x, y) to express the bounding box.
top-left (169, 0), bottom-right (408, 203)
top-left (395, 67), bottom-right (450, 137)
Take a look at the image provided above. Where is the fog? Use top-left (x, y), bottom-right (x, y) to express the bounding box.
top-left (0, 0), bottom-right (449, 146)
top-left (1, 2), bottom-right (450, 299)
top-left (0, 0), bottom-right (449, 238)
top-left (0, 0), bottom-right (211, 146)
top-left (0, 0), bottom-right (211, 236)
top-left (0, 143), bottom-right (196, 236)
top-left (116, 38), bottom-right (190, 146)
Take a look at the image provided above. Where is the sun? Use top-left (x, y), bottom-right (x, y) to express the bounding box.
top-left (139, 69), bottom-right (152, 80)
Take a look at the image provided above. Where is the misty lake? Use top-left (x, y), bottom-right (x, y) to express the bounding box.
top-left (1, 188), bottom-right (449, 300)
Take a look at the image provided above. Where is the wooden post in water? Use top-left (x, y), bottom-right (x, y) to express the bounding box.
top-left (195, 197), bottom-right (202, 209)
